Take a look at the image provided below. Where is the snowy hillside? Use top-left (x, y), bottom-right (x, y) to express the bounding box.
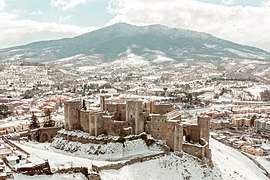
top-left (210, 138), bottom-right (268, 180)
top-left (99, 138), bottom-right (268, 180)
top-left (1, 23), bottom-right (269, 63)
top-left (51, 136), bottom-right (163, 161)
top-left (11, 136), bottom-right (268, 180)
top-left (100, 153), bottom-right (221, 180)
top-left (50, 130), bottom-right (166, 161)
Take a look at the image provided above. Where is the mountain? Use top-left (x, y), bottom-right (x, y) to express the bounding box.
top-left (0, 23), bottom-right (269, 63)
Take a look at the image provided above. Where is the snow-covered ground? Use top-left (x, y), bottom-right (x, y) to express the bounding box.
top-left (51, 136), bottom-right (163, 161)
top-left (244, 85), bottom-right (270, 98)
top-left (111, 53), bottom-right (150, 68)
top-left (250, 155), bottom-right (270, 173)
top-left (13, 140), bottom-right (126, 169)
top-left (12, 141), bottom-right (93, 172)
top-left (225, 48), bottom-right (265, 59)
top-left (11, 137), bottom-right (269, 180)
top-left (100, 153), bottom-right (222, 180)
top-left (152, 55), bottom-right (174, 63)
top-left (14, 173), bottom-right (87, 180)
top-left (99, 138), bottom-right (269, 180)
top-left (210, 138), bottom-right (268, 180)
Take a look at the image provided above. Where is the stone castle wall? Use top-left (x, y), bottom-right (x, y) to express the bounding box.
top-left (198, 116), bottom-right (210, 143)
top-left (182, 138), bottom-right (211, 160)
top-left (64, 97), bottom-right (211, 160)
top-left (152, 104), bottom-right (174, 115)
top-left (145, 115), bottom-right (182, 151)
top-left (80, 111), bottom-right (90, 132)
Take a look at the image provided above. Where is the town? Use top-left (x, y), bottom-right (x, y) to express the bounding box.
top-left (0, 60), bottom-right (269, 179)
top-left (1, 0), bottom-right (270, 179)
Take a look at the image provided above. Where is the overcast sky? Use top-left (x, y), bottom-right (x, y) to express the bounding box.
top-left (0, 0), bottom-right (270, 51)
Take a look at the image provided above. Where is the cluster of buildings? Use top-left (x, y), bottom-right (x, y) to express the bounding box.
top-left (0, 96), bottom-right (68, 117)
top-left (64, 94), bottom-right (212, 160)
top-left (203, 107), bottom-right (270, 134)
top-left (212, 132), bottom-right (270, 156)
top-left (0, 62), bottom-right (54, 98)
top-left (206, 105), bottom-right (270, 158)
top-left (255, 118), bottom-right (270, 134)
top-left (0, 96), bottom-right (69, 135)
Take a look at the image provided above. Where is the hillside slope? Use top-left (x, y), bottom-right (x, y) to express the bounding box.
top-left (0, 23), bottom-right (269, 63)
top-left (99, 138), bottom-right (268, 180)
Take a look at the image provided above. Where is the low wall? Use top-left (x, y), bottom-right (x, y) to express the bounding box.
top-left (182, 138), bottom-right (210, 160)
top-left (32, 127), bottom-right (62, 142)
top-left (3, 157), bottom-right (51, 176)
top-left (2, 136), bottom-right (29, 155)
top-left (54, 167), bottom-right (88, 177)
top-left (16, 161), bottom-right (52, 175)
top-left (183, 143), bottom-right (205, 160)
top-left (92, 151), bottom-right (169, 172)
top-left (88, 172), bottom-right (101, 180)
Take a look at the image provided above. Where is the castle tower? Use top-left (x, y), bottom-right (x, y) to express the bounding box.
top-left (174, 123), bottom-right (183, 151)
top-left (89, 113), bottom-right (94, 136)
top-left (149, 101), bottom-right (154, 113)
top-left (126, 100), bottom-right (144, 134)
top-left (66, 99), bottom-right (81, 130)
top-left (80, 110), bottom-right (90, 132)
top-left (198, 115), bottom-right (210, 143)
top-left (100, 95), bottom-right (110, 111)
top-left (100, 96), bottom-right (106, 111)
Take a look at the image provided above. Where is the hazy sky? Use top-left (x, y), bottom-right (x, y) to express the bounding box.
top-left (0, 0), bottom-right (269, 51)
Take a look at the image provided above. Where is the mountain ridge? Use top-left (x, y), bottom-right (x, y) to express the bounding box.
top-left (0, 22), bottom-right (269, 63)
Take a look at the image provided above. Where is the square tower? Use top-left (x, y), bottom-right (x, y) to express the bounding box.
top-left (66, 99), bottom-right (81, 130)
top-left (198, 115), bottom-right (210, 143)
top-left (126, 100), bottom-right (144, 134)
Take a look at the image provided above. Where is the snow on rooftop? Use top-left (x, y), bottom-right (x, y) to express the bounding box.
top-left (6, 155), bottom-right (19, 161)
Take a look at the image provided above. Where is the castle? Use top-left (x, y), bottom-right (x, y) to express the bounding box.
top-left (64, 94), bottom-right (211, 160)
